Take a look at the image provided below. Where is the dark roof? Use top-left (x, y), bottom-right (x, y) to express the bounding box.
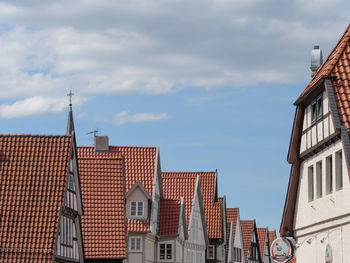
top-left (0, 134), bottom-right (72, 262)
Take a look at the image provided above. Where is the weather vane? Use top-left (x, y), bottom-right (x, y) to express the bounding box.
top-left (67, 90), bottom-right (74, 107)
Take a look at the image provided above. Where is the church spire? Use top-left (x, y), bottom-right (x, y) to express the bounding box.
top-left (66, 90), bottom-right (75, 135)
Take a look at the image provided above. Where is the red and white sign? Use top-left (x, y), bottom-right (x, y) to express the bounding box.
top-left (270, 238), bottom-right (294, 263)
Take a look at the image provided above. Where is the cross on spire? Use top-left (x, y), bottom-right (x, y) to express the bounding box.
top-left (67, 90), bottom-right (74, 107)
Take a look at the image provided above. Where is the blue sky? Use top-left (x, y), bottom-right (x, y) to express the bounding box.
top-left (0, 0), bottom-right (350, 232)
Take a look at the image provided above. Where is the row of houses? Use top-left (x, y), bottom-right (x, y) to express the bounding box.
top-left (0, 103), bottom-right (277, 263)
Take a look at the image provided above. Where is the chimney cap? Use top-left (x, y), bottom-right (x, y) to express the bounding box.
top-left (311, 44), bottom-right (323, 68)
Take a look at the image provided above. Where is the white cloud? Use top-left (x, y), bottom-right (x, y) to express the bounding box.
top-left (0, 0), bottom-right (348, 100)
top-left (0, 96), bottom-right (86, 119)
top-left (114, 110), bottom-right (170, 125)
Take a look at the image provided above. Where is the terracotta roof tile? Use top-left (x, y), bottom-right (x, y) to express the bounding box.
top-left (158, 199), bottom-right (181, 236)
top-left (0, 134), bottom-right (72, 262)
top-left (77, 147), bottom-right (126, 259)
top-left (226, 208), bottom-right (239, 257)
top-left (78, 146), bottom-right (156, 233)
top-left (257, 228), bottom-right (267, 260)
top-left (268, 230), bottom-right (276, 247)
top-left (127, 220), bottom-right (150, 232)
top-left (241, 220), bottom-right (254, 261)
top-left (162, 171), bottom-right (221, 239)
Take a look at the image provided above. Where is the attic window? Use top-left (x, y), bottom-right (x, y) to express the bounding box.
top-left (130, 201), bottom-right (144, 217)
top-left (311, 95), bottom-right (323, 124)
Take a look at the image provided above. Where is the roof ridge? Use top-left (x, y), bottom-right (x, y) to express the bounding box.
top-left (0, 134), bottom-right (71, 137)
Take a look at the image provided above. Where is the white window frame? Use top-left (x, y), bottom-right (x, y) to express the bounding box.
top-left (308, 165), bottom-right (314, 202)
top-left (129, 237), bottom-right (142, 252)
top-left (159, 241), bottom-right (173, 261)
top-left (130, 201), bottom-right (144, 217)
top-left (336, 150), bottom-right (343, 190)
top-left (207, 245), bottom-right (215, 259)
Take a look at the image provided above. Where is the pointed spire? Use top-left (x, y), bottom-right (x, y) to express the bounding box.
top-left (66, 90), bottom-right (75, 135)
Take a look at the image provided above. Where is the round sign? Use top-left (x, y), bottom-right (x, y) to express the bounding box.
top-left (325, 244), bottom-right (332, 263)
top-left (270, 237), bottom-right (294, 263)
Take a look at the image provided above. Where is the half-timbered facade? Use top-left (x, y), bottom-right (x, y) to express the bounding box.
top-left (280, 24), bottom-right (350, 262)
top-left (0, 133), bottom-right (84, 263)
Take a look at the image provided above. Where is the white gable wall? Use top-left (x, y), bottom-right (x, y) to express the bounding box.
top-left (185, 191), bottom-right (206, 263)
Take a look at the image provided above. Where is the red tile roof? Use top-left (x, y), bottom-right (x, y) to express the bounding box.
top-left (296, 24), bottom-right (350, 103)
top-left (158, 199), bottom-right (181, 236)
top-left (78, 146), bottom-right (157, 233)
top-left (79, 146), bottom-right (157, 194)
top-left (127, 220), bottom-right (150, 232)
top-left (268, 230), bottom-right (276, 248)
top-left (295, 24), bottom-right (350, 130)
top-left (257, 228), bottom-right (267, 260)
top-left (0, 134), bottom-right (72, 262)
top-left (77, 147), bottom-right (126, 259)
top-left (226, 208), bottom-right (239, 242)
top-left (241, 220), bottom-right (254, 261)
top-left (226, 208), bottom-right (239, 257)
top-left (162, 171), bottom-right (221, 239)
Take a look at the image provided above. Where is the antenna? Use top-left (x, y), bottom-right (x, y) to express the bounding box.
top-left (86, 129), bottom-right (99, 136)
top-left (86, 129), bottom-right (99, 146)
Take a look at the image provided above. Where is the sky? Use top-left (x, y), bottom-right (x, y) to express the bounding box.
top-left (0, 0), bottom-right (350, 232)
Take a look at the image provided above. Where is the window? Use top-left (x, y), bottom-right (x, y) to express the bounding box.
top-left (326, 155), bottom-right (333, 194)
top-left (234, 247), bottom-right (242, 262)
top-left (130, 201), bottom-right (144, 217)
top-left (159, 242), bottom-right (172, 260)
top-left (336, 150), bottom-right (343, 190)
top-left (207, 245), bottom-right (215, 259)
top-left (249, 242), bottom-right (258, 261)
top-left (311, 95), bottom-right (323, 124)
top-left (308, 166), bottom-right (314, 202)
top-left (316, 161), bottom-right (322, 198)
top-left (129, 237), bottom-right (142, 252)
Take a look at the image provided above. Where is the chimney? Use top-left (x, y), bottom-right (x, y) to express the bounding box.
top-left (310, 44), bottom-right (323, 78)
top-left (94, 136), bottom-right (109, 152)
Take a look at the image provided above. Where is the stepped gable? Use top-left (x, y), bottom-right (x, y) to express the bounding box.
top-left (257, 228), bottom-right (267, 260)
top-left (77, 147), bottom-right (126, 259)
top-left (158, 199), bottom-right (182, 236)
top-left (241, 220), bottom-right (255, 261)
top-left (0, 134), bottom-right (72, 262)
top-left (162, 171), bottom-right (221, 239)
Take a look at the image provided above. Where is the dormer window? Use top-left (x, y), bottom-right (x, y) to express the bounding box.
top-left (311, 95), bottom-right (323, 124)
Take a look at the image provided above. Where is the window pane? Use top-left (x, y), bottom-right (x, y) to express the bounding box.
top-left (131, 238), bottom-right (135, 250)
top-left (326, 155), bottom-right (333, 194)
top-left (160, 244), bottom-right (165, 259)
top-left (316, 161), bottom-right (322, 198)
top-left (137, 202), bottom-right (143, 216)
top-left (311, 103), bottom-right (317, 123)
top-left (336, 151), bottom-right (343, 190)
top-left (136, 238), bottom-right (141, 250)
top-left (308, 166), bottom-right (314, 201)
top-left (167, 244), bottom-right (172, 259)
top-left (317, 97), bottom-right (323, 119)
top-left (131, 202), bottom-right (136, 216)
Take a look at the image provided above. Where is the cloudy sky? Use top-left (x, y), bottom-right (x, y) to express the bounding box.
top-left (0, 0), bottom-right (349, 231)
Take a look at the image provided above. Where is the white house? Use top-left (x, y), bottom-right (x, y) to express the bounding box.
top-left (281, 24), bottom-right (350, 262)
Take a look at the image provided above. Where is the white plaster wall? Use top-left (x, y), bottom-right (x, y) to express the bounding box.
top-left (295, 222), bottom-right (350, 263)
top-left (294, 140), bottom-right (350, 231)
top-left (145, 236), bottom-right (155, 262)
